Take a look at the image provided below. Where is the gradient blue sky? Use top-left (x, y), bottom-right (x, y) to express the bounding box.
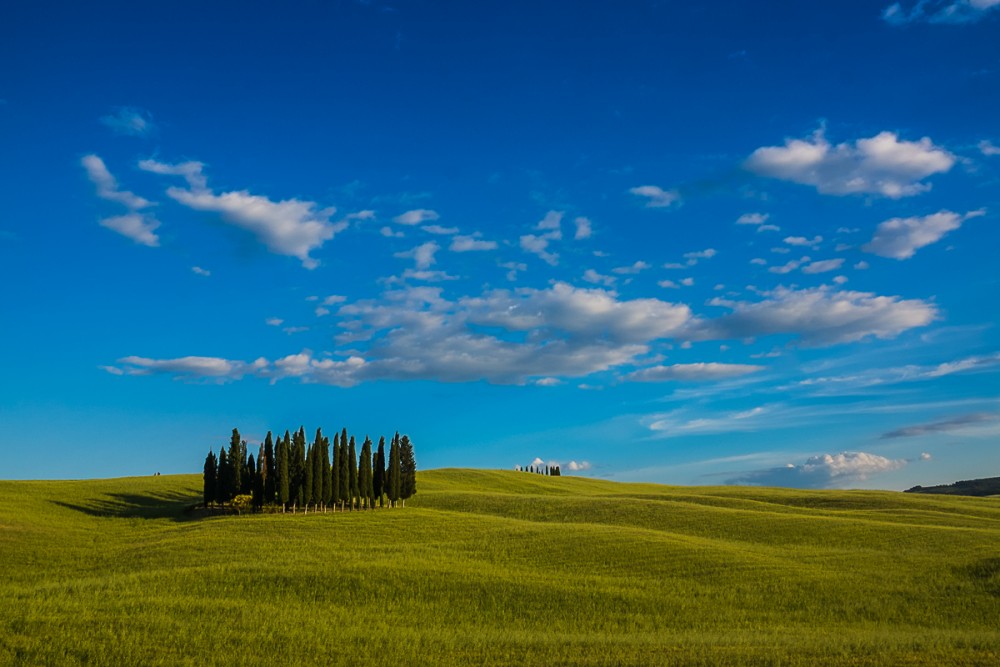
top-left (2, 0), bottom-right (998, 487)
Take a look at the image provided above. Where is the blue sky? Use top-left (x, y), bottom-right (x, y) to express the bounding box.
top-left (2, 0), bottom-right (998, 488)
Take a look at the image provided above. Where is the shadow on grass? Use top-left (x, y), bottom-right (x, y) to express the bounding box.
top-left (52, 490), bottom-right (199, 522)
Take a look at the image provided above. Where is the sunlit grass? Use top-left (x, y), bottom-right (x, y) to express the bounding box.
top-left (1, 470), bottom-right (998, 665)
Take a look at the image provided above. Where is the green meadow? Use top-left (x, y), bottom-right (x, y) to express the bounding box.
top-left (1, 470), bottom-right (998, 666)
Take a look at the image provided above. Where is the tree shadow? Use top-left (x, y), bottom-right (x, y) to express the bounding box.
top-left (52, 490), bottom-right (199, 522)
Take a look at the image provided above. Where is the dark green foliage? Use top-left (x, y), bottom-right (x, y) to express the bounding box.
top-left (338, 436), bottom-right (350, 510)
top-left (348, 436), bottom-right (359, 511)
top-left (228, 429), bottom-right (242, 498)
top-left (240, 439), bottom-right (250, 494)
top-left (322, 436), bottom-right (332, 508)
top-left (252, 445), bottom-right (264, 510)
top-left (216, 447), bottom-right (231, 504)
top-left (331, 432), bottom-right (341, 510)
top-left (246, 453), bottom-right (256, 492)
top-left (202, 450), bottom-right (217, 508)
top-left (312, 428), bottom-right (324, 507)
top-left (400, 435), bottom-right (416, 503)
top-left (359, 437), bottom-right (373, 509)
top-left (304, 444), bottom-right (314, 509)
top-left (386, 433), bottom-right (401, 507)
top-left (263, 432), bottom-right (275, 504)
top-left (374, 436), bottom-right (386, 508)
top-left (277, 433), bottom-right (290, 509)
top-left (290, 428), bottom-right (305, 508)
top-left (905, 476), bottom-right (1000, 497)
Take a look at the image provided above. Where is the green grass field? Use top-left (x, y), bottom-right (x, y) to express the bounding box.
top-left (1, 470), bottom-right (998, 665)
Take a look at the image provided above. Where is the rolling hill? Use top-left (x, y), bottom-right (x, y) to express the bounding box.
top-left (1, 470), bottom-right (998, 665)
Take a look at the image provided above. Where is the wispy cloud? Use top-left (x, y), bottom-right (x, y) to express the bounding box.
top-left (623, 363), bottom-right (765, 383)
top-left (863, 209), bottom-right (984, 260)
top-left (629, 185), bottom-right (680, 208)
top-left (881, 412), bottom-right (999, 438)
top-left (100, 107), bottom-right (156, 137)
top-left (393, 209), bottom-right (439, 225)
top-left (883, 0), bottom-right (1000, 25)
top-left (82, 155), bottom-right (160, 246)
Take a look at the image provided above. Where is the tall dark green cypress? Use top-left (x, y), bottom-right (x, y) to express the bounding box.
top-left (359, 436), bottom-right (373, 509)
top-left (203, 450), bottom-right (217, 508)
top-left (253, 445), bottom-right (265, 510)
top-left (290, 428), bottom-right (304, 509)
top-left (246, 453), bottom-right (257, 495)
top-left (263, 432), bottom-right (276, 504)
top-left (348, 436), bottom-right (358, 511)
top-left (304, 443), bottom-right (314, 510)
top-left (217, 447), bottom-right (231, 504)
top-left (331, 432), bottom-right (341, 511)
top-left (338, 436), bottom-right (350, 511)
top-left (386, 433), bottom-right (401, 508)
top-left (240, 439), bottom-right (250, 494)
top-left (228, 429), bottom-right (242, 498)
top-left (322, 436), bottom-right (332, 510)
top-left (400, 435), bottom-right (417, 506)
top-left (374, 436), bottom-right (386, 508)
top-left (312, 428), bottom-right (324, 507)
top-left (277, 432), bottom-right (290, 511)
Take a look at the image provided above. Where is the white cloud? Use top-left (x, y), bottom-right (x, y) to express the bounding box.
top-left (574, 216), bottom-right (593, 240)
top-left (629, 185), bottom-right (680, 208)
top-left (100, 107), bottom-right (155, 137)
top-left (323, 295), bottom-right (346, 306)
top-left (692, 285), bottom-right (937, 346)
top-left (566, 460), bottom-right (591, 471)
top-left (380, 226), bottom-right (404, 238)
top-left (979, 139), bottom-right (1000, 156)
top-left (684, 248), bottom-right (717, 263)
top-left (265, 318), bottom-right (284, 326)
top-left (99, 214), bottom-right (161, 247)
top-left (422, 224), bottom-right (459, 235)
top-left (658, 280), bottom-right (679, 289)
top-left (450, 235), bottom-right (498, 252)
top-left (612, 260), bottom-right (650, 275)
top-left (583, 269), bottom-right (617, 286)
top-left (883, 0), bottom-right (1000, 25)
top-left (82, 155), bottom-right (153, 210)
top-left (920, 452), bottom-right (932, 461)
top-left (745, 129), bottom-right (955, 198)
top-left (191, 266), bottom-right (211, 276)
top-left (801, 258), bottom-right (845, 274)
top-left (855, 261), bottom-right (870, 270)
top-left (520, 233), bottom-right (559, 265)
top-left (680, 277), bottom-right (694, 286)
top-left (534, 377), bottom-right (562, 387)
top-left (624, 363), bottom-right (765, 382)
top-left (500, 261), bottom-right (527, 281)
top-left (768, 256), bottom-right (810, 274)
top-left (394, 241), bottom-right (440, 269)
top-left (862, 209), bottom-right (984, 260)
top-left (393, 209), bottom-right (440, 225)
top-left (536, 210), bottom-right (564, 235)
top-left (758, 224), bottom-right (780, 232)
top-left (113, 355), bottom-right (268, 382)
top-left (737, 212), bottom-right (770, 225)
top-left (728, 451), bottom-right (906, 488)
top-left (141, 159), bottom-right (341, 268)
top-left (833, 275), bottom-right (849, 285)
top-left (784, 235), bottom-right (822, 247)
top-left (750, 258), bottom-right (767, 266)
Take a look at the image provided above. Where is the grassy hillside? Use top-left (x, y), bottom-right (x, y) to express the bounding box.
top-left (1, 470), bottom-right (999, 666)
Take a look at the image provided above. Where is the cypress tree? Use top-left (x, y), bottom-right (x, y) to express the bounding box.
top-left (217, 447), bottom-right (231, 504)
top-left (263, 432), bottom-right (275, 504)
top-left (290, 428), bottom-right (304, 509)
top-left (348, 436), bottom-right (359, 511)
top-left (338, 436), bottom-right (350, 511)
top-left (253, 445), bottom-right (265, 510)
top-left (228, 429), bottom-right (242, 498)
top-left (374, 436), bottom-right (386, 508)
top-left (386, 433), bottom-right (401, 508)
top-left (400, 435), bottom-right (417, 506)
top-left (331, 432), bottom-right (341, 511)
top-left (203, 450), bottom-right (217, 508)
top-left (304, 443), bottom-right (314, 511)
top-left (312, 428), bottom-right (324, 508)
top-left (246, 453), bottom-right (257, 494)
top-left (321, 436), bottom-right (331, 510)
top-left (359, 436), bottom-right (373, 509)
top-left (240, 439), bottom-right (250, 494)
top-left (277, 433), bottom-right (290, 511)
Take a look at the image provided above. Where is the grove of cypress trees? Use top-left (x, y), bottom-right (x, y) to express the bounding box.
top-left (348, 436), bottom-right (359, 511)
top-left (203, 450), bottom-right (217, 508)
top-left (400, 435), bottom-right (416, 506)
top-left (374, 436), bottom-right (386, 508)
top-left (359, 436), bottom-right (373, 509)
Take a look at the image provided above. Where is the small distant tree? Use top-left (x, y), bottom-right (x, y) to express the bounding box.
top-left (348, 436), bottom-right (359, 511)
top-left (246, 453), bottom-right (257, 494)
top-left (400, 435), bottom-right (416, 506)
top-left (203, 450), bottom-right (217, 508)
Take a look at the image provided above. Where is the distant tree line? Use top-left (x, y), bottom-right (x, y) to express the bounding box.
top-left (905, 476), bottom-right (1000, 497)
top-left (515, 463), bottom-right (561, 476)
top-left (202, 428), bottom-right (416, 513)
